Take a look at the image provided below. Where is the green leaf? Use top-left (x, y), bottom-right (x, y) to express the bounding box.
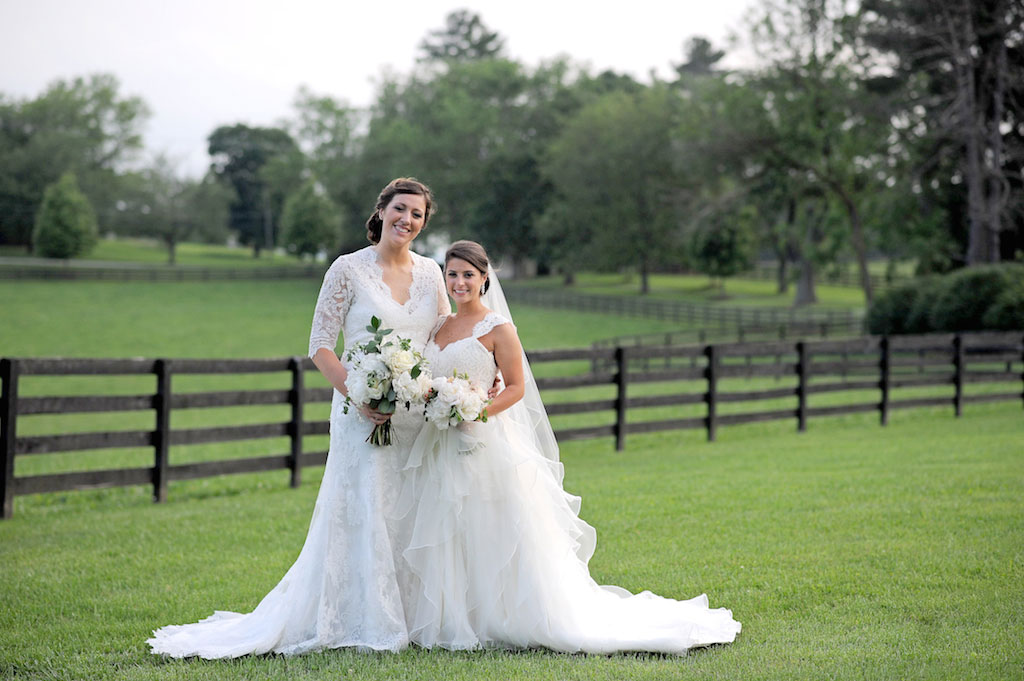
top-left (410, 365), bottom-right (421, 378)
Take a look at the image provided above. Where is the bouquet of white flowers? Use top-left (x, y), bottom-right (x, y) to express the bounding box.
top-left (344, 316), bottom-right (432, 445)
top-left (423, 371), bottom-right (491, 433)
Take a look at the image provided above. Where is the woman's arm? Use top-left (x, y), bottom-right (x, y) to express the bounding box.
top-left (483, 324), bottom-right (525, 418)
top-left (312, 348), bottom-right (348, 394)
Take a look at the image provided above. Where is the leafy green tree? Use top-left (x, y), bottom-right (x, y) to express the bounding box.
top-left (860, 0), bottom-right (1024, 265)
top-left (282, 181), bottom-right (342, 258)
top-left (32, 172), bottom-right (98, 258)
top-left (690, 206), bottom-right (758, 293)
top-left (0, 74), bottom-right (149, 248)
top-left (208, 124), bottom-right (301, 257)
top-left (541, 86), bottom-right (681, 293)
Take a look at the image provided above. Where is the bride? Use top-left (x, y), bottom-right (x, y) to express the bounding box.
top-left (395, 240), bottom-right (741, 653)
top-left (148, 177), bottom-right (449, 657)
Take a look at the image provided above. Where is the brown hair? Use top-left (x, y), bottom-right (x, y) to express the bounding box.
top-left (444, 240), bottom-right (491, 293)
top-left (365, 177), bottom-right (435, 244)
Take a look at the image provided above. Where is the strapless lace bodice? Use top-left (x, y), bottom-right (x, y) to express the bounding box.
top-left (424, 312), bottom-right (512, 389)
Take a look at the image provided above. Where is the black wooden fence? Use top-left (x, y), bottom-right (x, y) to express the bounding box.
top-left (2, 331), bottom-right (1021, 518)
top-left (0, 263), bottom-right (321, 281)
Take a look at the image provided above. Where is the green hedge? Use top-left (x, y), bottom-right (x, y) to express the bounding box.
top-left (868, 263), bottom-right (1024, 334)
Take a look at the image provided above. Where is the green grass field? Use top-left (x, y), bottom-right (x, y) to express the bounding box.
top-left (0, 238), bottom-right (310, 268)
top-left (1, 403), bottom-right (1021, 680)
top-left (2, 274), bottom-right (1021, 679)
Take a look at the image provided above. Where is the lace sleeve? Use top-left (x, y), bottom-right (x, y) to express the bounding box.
top-left (433, 260), bottom-right (451, 317)
top-left (308, 257), bottom-right (353, 359)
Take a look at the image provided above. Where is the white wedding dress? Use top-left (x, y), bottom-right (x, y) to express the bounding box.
top-left (394, 310), bottom-right (742, 654)
top-left (148, 246), bottom-right (449, 658)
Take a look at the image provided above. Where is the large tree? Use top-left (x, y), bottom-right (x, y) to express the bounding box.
top-left (860, 0), bottom-right (1024, 265)
top-left (0, 74), bottom-right (149, 248)
top-left (207, 124), bottom-right (301, 257)
top-left (541, 85), bottom-right (682, 293)
top-left (418, 9), bottom-right (505, 62)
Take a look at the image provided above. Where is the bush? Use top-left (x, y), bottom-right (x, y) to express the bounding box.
top-left (32, 173), bottom-right (99, 258)
top-left (982, 274), bottom-right (1024, 330)
top-left (927, 265), bottom-right (1018, 332)
top-left (866, 264), bottom-right (1024, 334)
top-left (867, 279), bottom-right (930, 335)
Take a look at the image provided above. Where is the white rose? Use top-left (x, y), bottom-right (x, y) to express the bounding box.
top-left (388, 349), bottom-right (417, 375)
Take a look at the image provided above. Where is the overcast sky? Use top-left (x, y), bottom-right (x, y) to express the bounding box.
top-left (1, 0), bottom-right (753, 177)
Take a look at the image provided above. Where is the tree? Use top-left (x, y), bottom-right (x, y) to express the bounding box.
top-left (32, 172), bottom-right (98, 258)
top-left (418, 9), bottom-right (505, 62)
top-left (690, 206), bottom-right (758, 293)
top-left (208, 124), bottom-right (301, 257)
top-left (541, 86), bottom-right (681, 293)
top-left (281, 181), bottom-right (342, 258)
top-left (0, 74), bottom-right (149, 248)
top-left (860, 0), bottom-right (1024, 265)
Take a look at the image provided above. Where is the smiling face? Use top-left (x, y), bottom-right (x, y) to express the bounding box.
top-left (378, 193), bottom-right (427, 247)
top-left (445, 257), bottom-right (488, 304)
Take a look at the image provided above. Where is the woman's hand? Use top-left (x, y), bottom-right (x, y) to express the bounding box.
top-left (359, 404), bottom-right (392, 425)
top-left (488, 372), bottom-right (502, 400)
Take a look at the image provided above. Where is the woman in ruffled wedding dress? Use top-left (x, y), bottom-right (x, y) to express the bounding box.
top-left (396, 240), bottom-right (741, 654)
top-left (148, 177), bottom-right (451, 658)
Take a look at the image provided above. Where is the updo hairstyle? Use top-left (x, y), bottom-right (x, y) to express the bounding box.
top-left (365, 177), bottom-right (435, 245)
top-left (444, 240), bottom-right (491, 294)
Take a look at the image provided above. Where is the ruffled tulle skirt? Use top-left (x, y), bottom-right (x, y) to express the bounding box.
top-left (393, 417), bottom-right (741, 654)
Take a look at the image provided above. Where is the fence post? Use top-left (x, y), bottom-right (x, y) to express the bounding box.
top-left (880, 336), bottom-right (891, 426)
top-left (953, 335), bottom-right (964, 417)
top-left (153, 359), bottom-right (171, 503)
top-left (614, 347), bottom-right (628, 452)
top-left (288, 357), bottom-right (304, 487)
top-left (797, 342), bottom-right (809, 432)
top-left (1, 359), bottom-right (19, 519)
top-left (705, 344), bottom-right (719, 442)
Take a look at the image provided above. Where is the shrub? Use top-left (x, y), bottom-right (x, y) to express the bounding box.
top-left (867, 279), bottom-right (930, 335)
top-left (982, 272), bottom-right (1024, 330)
top-left (32, 173), bottom-right (99, 258)
top-left (927, 265), bottom-right (1016, 332)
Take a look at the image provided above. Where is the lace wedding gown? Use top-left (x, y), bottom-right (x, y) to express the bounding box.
top-left (148, 247), bottom-right (448, 658)
top-left (395, 312), bottom-right (741, 654)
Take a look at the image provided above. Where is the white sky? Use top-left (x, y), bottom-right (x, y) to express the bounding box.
top-left (1, 0), bottom-right (753, 177)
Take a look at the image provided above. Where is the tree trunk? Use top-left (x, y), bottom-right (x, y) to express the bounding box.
top-left (794, 256), bottom-right (818, 306)
top-left (837, 194), bottom-right (873, 305)
top-left (640, 255), bottom-right (650, 295)
top-left (166, 237), bottom-right (177, 265)
top-left (776, 256), bottom-right (789, 294)
top-left (563, 270), bottom-right (575, 285)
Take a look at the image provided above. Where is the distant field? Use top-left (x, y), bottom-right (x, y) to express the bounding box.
top-left (516, 272), bottom-right (867, 309)
top-left (0, 238), bottom-right (310, 268)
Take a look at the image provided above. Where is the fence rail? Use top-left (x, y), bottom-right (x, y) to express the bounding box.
top-left (2, 331), bottom-right (1021, 518)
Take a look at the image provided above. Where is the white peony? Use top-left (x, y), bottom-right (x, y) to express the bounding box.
top-left (455, 390), bottom-right (484, 422)
top-left (425, 399), bottom-right (452, 429)
top-left (394, 371), bottom-right (427, 405)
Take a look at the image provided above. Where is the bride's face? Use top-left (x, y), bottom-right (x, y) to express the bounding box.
top-left (379, 193), bottom-right (427, 247)
top-left (445, 257), bottom-right (487, 304)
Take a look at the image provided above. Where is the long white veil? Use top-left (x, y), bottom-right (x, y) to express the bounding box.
top-left (481, 266), bottom-right (561, 463)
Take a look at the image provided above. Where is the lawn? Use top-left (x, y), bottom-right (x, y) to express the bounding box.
top-left (512, 272), bottom-right (867, 310)
top-left (1, 403), bottom-right (1021, 680)
top-left (1, 276), bottom-right (1021, 679)
top-left (0, 238), bottom-right (310, 268)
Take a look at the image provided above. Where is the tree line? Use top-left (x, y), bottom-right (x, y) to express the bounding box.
top-left (1, 0), bottom-right (1020, 304)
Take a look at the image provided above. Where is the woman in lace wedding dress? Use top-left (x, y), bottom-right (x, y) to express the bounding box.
top-left (395, 241), bottom-right (741, 654)
top-left (148, 178), bottom-right (450, 658)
